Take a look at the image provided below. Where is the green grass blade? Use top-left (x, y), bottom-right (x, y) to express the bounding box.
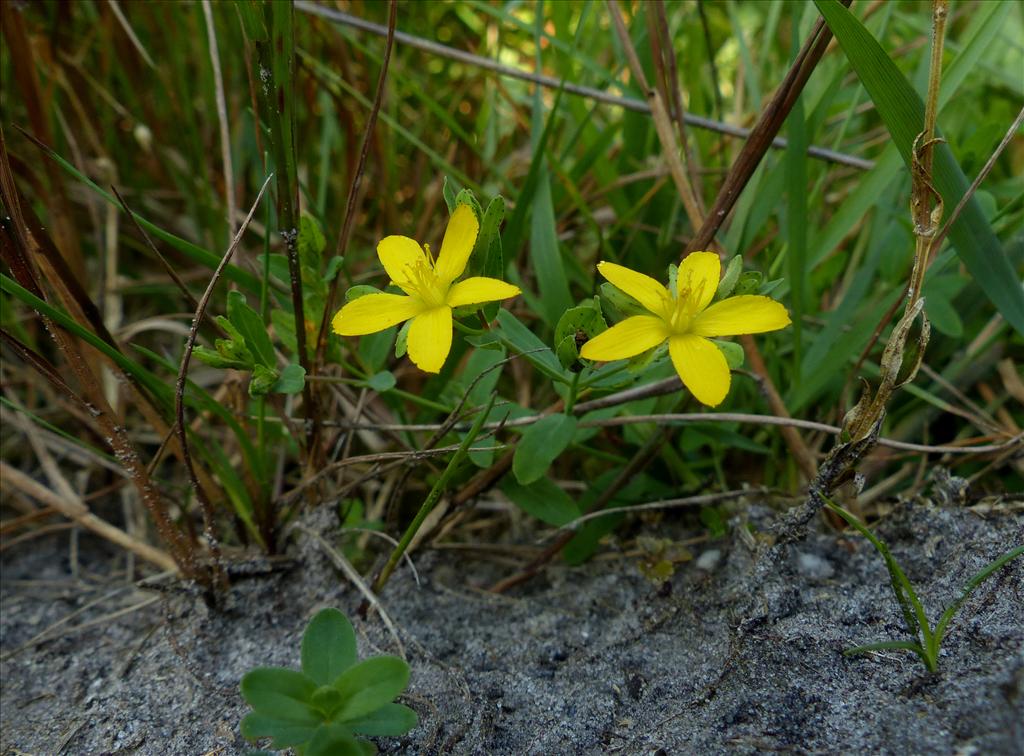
top-left (814, 0), bottom-right (1024, 336)
top-left (825, 499), bottom-right (932, 646)
top-left (933, 544), bottom-right (1024, 647)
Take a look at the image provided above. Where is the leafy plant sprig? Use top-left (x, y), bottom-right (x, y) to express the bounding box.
top-left (827, 499), bottom-right (1023, 672)
top-left (241, 608), bottom-right (417, 755)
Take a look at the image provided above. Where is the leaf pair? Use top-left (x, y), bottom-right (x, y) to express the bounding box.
top-left (241, 608), bottom-right (417, 755)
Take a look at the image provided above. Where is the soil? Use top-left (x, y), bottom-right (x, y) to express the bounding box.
top-left (2, 498), bottom-right (1022, 755)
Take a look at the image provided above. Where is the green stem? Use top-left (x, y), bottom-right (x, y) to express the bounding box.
top-left (564, 370), bottom-right (582, 414)
top-left (373, 392), bottom-right (497, 592)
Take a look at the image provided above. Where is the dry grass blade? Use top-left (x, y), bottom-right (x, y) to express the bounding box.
top-left (0, 463), bottom-right (178, 574)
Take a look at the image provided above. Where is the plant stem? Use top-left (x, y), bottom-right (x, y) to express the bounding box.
top-left (373, 393), bottom-right (497, 592)
top-left (564, 370), bottom-right (582, 415)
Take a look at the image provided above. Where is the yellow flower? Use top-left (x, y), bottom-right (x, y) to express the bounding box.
top-left (332, 204), bottom-right (520, 373)
top-left (579, 252), bottom-right (790, 407)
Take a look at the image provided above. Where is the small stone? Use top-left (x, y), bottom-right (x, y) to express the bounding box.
top-left (695, 549), bottom-right (722, 571)
top-left (797, 551), bottom-right (834, 580)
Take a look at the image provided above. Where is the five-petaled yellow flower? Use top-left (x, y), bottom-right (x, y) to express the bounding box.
top-left (579, 252), bottom-right (790, 407)
top-left (332, 204), bottom-right (520, 373)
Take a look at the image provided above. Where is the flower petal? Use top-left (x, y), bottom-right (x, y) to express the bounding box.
top-left (597, 262), bottom-right (671, 319)
top-left (677, 251), bottom-right (720, 312)
top-left (407, 306), bottom-right (453, 373)
top-left (377, 235), bottom-right (426, 293)
top-left (579, 316), bottom-right (668, 362)
top-left (668, 334), bottom-right (731, 407)
top-left (434, 204), bottom-right (479, 285)
top-left (332, 293), bottom-right (423, 336)
top-left (691, 295), bottom-right (792, 337)
top-left (447, 277), bottom-right (521, 308)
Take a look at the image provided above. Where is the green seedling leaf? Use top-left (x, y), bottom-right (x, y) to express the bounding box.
top-left (305, 724), bottom-right (366, 756)
top-left (367, 371), bottom-right (397, 393)
top-left (513, 414), bottom-right (578, 484)
top-left (347, 703), bottom-right (419, 737)
top-left (240, 712), bottom-right (319, 749)
top-left (712, 340), bottom-right (745, 370)
top-left (240, 667), bottom-right (318, 722)
top-left (333, 656), bottom-right (411, 722)
top-left (311, 685), bottom-right (345, 718)
top-left (272, 363), bottom-right (306, 394)
top-left (501, 477), bottom-right (580, 526)
top-left (228, 290), bottom-right (275, 368)
top-left (815, 0), bottom-right (1024, 336)
top-left (302, 608), bottom-right (358, 686)
top-left (716, 255), bottom-right (744, 300)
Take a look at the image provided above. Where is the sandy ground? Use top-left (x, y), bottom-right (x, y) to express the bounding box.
top-left (2, 499), bottom-right (1022, 755)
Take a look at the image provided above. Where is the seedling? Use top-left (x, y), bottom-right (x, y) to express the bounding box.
top-left (241, 608), bottom-right (417, 755)
top-left (826, 499), bottom-right (1023, 672)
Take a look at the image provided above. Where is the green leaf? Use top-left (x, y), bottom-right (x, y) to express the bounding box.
top-left (273, 364), bottom-right (306, 394)
top-left (494, 309), bottom-right (567, 382)
top-left (193, 344), bottom-right (249, 370)
top-left (333, 656), bottom-right (411, 721)
top-left (716, 255), bottom-right (744, 301)
top-left (442, 175), bottom-right (458, 214)
top-left (228, 290), bottom-right (275, 368)
top-left (814, 0), bottom-right (1024, 336)
top-left (712, 340), bottom-right (745, 370)
top-left (513, 414), bottom-right (578, 485)
top-left (299, 215), bottom-right (327, 270)
top-left (500, 476), bottom-right (580, 527)
top-left (302, 608), bottom-right (358, 687)
top-left (323, 255), bottom-right (346, 284)
top-left (528, 168), bottom-right (573, 326)
top-left (553, 299), bottom-right (607, 370)
top-left (347, 703), bottom-right (419, 737)
top-left (240, 712), bottom-right (319, 749)
top-left (732, 271), bottom-right (763, 296)
top-left (345, 285), bottom-right (382, 302)
top-left (305, 724), bottom-right (365, 756)
top-left (240, 668), bottom-right (319, 722)
top-left (249, 364), bottom-right (280, 397)
top-left (600, 282), bottom-right (648, 318)
top-left (367, 371), bottom-right (397, 393)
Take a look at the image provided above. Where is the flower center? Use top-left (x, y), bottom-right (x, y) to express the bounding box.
top-left (664, 274), bottom-right (708, 334)
top-left (404, 247), bottom-right (449, 308)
